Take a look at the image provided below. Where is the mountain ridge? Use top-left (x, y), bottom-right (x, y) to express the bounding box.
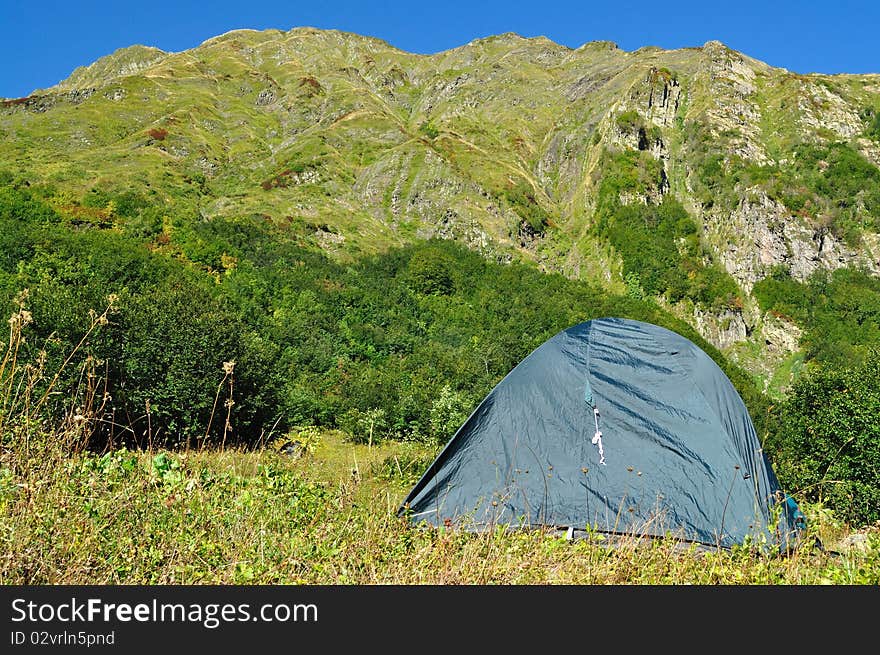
top-left (11, 30), bottom-right (879, 106)
top-left (17, 32), bottom-right (814, 100)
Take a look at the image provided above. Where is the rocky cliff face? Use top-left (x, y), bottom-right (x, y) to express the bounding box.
top-left (2, 28), bottom-right (879, 374)
top-left (705, 190), bottom-right (880, 293)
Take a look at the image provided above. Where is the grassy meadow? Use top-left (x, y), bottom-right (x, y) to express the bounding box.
top-left (3, 427), bottom-right (879, 585)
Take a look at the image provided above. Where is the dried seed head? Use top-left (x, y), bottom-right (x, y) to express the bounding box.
top-left (223, 360), bottom-right (236, 375)
top-left (9, 309), bottom-right (32, 329)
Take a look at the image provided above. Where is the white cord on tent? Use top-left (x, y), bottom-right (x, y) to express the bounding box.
top-left (591, 406), bottom-right (606, 465)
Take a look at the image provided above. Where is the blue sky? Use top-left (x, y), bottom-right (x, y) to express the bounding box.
top-left (2, 0), bottom-right (878, 98)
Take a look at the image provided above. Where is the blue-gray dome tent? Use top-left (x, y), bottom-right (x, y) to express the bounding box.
top-left (400, 317), bottom-right (804, 550)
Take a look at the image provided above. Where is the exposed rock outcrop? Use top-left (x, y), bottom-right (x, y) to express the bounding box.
top-left (704, 190), bottom-right (880, 293)
top-left (796, 78), bottom-right (863, 139)
top-left (697, 41), bottom-right (769, 164)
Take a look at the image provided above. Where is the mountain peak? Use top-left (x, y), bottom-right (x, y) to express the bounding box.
top-left (702, 39), bottom-right (729, 50)
top-left (53, 45), bottom-right (168, 91)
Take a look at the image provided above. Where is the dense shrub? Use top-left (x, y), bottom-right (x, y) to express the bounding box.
top-left (503, 179), bottom-right (550, 234)
top-left (593, 150), bottom-right (741, 310)
top-left (0, 186), bottom-right (283, 447)
top-left (766, 354), bottom-right (880, 527)
top-left (405, 248), bottom-right (456, 295)
top-left (418, 121), bottom-right (439, 139)
top-left (616, 110), bottom-right (643, 132)
top-left (777, 142), bottom-right (880, 240)
top-left (862, 106), bottom-right (880, 141)
top-left (755, 267), bottom-right (880, 521)
top-left (754, 267), bottom-right (880, 366)
top-left (111, 279), bottom-right (283, 446)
